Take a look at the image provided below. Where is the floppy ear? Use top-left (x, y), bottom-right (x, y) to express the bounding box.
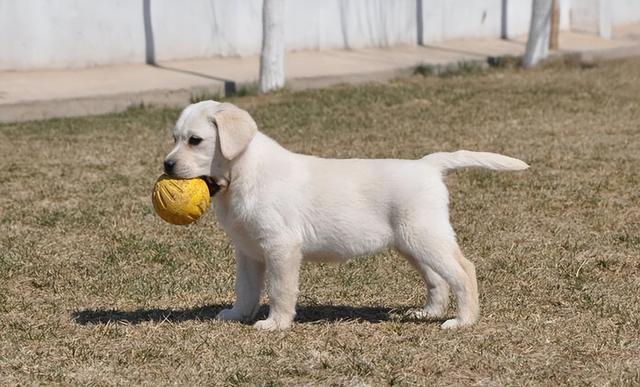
top-left (213, 103), bottom-right (258, 160)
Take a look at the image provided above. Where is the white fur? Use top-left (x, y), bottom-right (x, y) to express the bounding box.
top-left (164, 101), bottom-right (529, 331)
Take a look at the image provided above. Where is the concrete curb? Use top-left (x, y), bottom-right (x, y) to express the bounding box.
top-left (1, 43), bottom-right (639, 124)
top-left (0, 83), bottom-right (235, 123)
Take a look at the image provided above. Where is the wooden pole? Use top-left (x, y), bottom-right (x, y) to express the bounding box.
top-left (549, 0), bottom-right (560, 50)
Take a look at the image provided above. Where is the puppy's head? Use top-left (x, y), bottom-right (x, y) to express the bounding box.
top-left (163, 101), bottom-right (257, 179)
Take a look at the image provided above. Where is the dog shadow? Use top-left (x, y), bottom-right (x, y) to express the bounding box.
top-left (71, 304), bottom-right (435, 326)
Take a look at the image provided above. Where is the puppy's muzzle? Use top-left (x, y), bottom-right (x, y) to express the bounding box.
top-left (164, 159), bottom-right (176, 175)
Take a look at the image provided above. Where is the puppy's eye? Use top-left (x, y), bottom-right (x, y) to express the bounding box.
top-left (188, 136), bottom-right (203, 146)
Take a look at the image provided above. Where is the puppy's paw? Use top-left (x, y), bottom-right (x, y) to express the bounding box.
top-left (253, 317), bottom-right (291, 331)
top-left (407, 306), bottom-right (446, 320)
top-left (440, 318), bottom-right (475, 330)
top-left (216, 308), bottom-right (245, 322)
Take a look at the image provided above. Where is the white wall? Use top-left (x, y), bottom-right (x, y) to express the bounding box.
top-left (285, 0), bottom-right (418, 50)
top-left (0, 0), bottom-right (146, 70)
top-left (444, 0), bottom-right (504, 39)
top-left (611, 0), bottom-right (640, 25)
top-left (150, 0), bottom-right (263, 59)
top-left (569, 0), bottom-right (640, 38)
top-left (571, 0), bottom-right (611, 38)
top-left (0, 0), bottom-right (637, 71)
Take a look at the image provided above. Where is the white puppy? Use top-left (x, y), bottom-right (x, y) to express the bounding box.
top-left (163, 100), bottom-right (528, 331)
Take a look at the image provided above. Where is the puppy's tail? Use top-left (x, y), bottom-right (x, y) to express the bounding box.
top-left (422, 150), bottom-right (529, 173)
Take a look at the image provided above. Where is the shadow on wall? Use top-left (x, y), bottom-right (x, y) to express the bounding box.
top-left (143, 0), bottom-right (155, 65)
top-left (383, 0), bottom-right (519, 47)
top-left (142, 0), bottom-right (236, 96)
top-left (417, 0), bottom-right (424, 45)
top-left (140, 0), bottom-right (517, 94)
top-left (142, 0), bottom-right (509, 60)
top-left (502, 0), bottom-right (508, 38)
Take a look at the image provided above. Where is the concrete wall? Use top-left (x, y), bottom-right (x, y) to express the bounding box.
top-left (0, 0), bottom-right (146, 70)
top-left (611, 0), bottom-right (640, 25)
top-left (286, 0), bottom-right (418, 50)
top-left (570, 0), bottom-right (611, 38)
top-left (569, 0), bottom-right (640, 38)
top-left (0, 0), bottom-right (636, 71)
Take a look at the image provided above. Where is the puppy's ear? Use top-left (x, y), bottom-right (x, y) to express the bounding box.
top-left (213, 103), bottom-right (258, 160)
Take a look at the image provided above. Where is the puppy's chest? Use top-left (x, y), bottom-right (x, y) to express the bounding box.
top-left (216, 191), bottom-right (260, 224)
top-left (215, 194), bottom-right (284, 245)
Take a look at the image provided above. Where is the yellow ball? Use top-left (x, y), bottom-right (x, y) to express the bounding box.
top-left (152, 175), bottom-right (210, 225)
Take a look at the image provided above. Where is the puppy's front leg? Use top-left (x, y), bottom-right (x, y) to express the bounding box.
top-left (216, 250), bottom-right (265, 322)
top-left (253, 247), bottom-right (302, 331)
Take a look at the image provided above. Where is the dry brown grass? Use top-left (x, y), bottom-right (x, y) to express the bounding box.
top-left (1, 58), bottom-right (639, 385)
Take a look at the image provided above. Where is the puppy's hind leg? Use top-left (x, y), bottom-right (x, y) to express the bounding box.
top-left (455, 248), bottom-right (478, 306)
top-left (397, 227), bottom-right (479, 329)
top-left (401, 253), bottom-right (450, 319)
top-left (439, 245), bottom-right (479, 329)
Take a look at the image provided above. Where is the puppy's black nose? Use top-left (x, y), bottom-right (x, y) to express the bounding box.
top-left (164, 159), bottom-right (176, 174)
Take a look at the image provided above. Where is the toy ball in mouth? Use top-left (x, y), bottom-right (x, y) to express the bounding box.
top-left (152, 175), bottom-right (211, 225)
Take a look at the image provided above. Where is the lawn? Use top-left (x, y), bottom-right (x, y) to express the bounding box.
top-left (1, 58), bottom-right (639, 385)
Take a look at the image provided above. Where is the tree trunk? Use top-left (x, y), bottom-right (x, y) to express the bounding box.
top-left (259, 0), bottom-right (285, 94)
top-left (523, 0), bottom-right (552, 68)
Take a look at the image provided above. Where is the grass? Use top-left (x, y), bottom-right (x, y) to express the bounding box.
top-left (414, 60), bottom-right (487, 77)
top-left (1, 58), bottom-right (640, 385)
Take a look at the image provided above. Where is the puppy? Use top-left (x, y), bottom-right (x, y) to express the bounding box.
top-left (163, 100), bottom-right (528, 331)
